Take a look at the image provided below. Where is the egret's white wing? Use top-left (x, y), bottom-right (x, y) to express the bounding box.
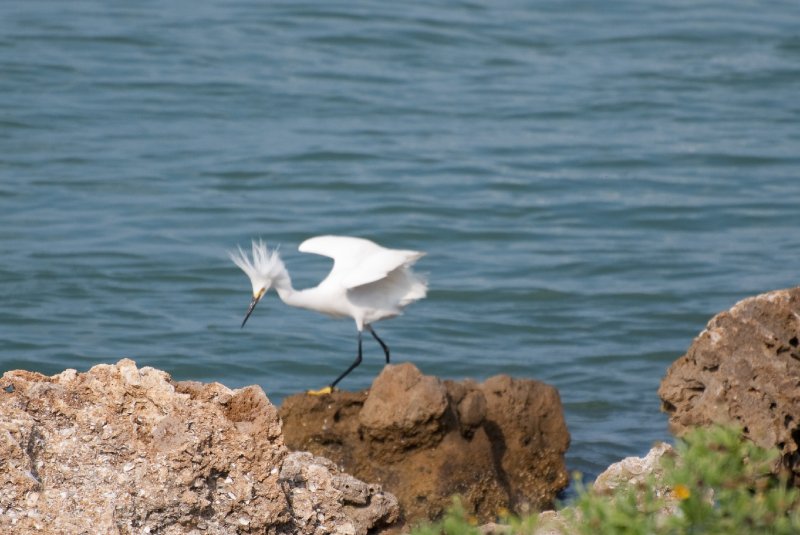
top-left (299, 235), bottom-right (424, 289)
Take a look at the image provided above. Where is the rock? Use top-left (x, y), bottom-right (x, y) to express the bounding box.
top-left (279, 362), bottom-right (570, 524)
top-left (280, 452), bottom-right (399, 535)
top-left (0, 359), bottom-right (398, 534)
top-left (658, 287), bottom-right (800, 481)
top-left (478, 375), bottom-right (570, 515)
top-left (593, 442), bottom-right (673, 494)
top-left (358, 363), bottom-right (449, 454)
top-left (528, 443), bottom-right (680, 535)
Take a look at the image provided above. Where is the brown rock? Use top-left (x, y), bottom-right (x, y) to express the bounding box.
top-left (658, 287), bottom-right (800, 481)
top-left (0, 359), bottom-right (398, 534)
top-left (479, 375), bottom-right (571, 514)
top-left (359, 363), bottom-right (449, 455)
top-left (279, 363), bottom-right (570, 524)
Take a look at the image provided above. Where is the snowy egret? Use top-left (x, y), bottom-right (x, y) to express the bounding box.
top-left (230, 235), bottom-right (427, 393)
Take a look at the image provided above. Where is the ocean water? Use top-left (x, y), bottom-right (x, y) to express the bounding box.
top-left (2, 1), bottom-right (799, 480)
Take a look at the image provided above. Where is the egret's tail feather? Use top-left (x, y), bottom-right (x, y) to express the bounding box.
top-left (399, 270), bottom-right (427, 306)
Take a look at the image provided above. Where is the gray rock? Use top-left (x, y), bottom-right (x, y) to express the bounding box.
top-left (0, 359), bottom-right (398, 534)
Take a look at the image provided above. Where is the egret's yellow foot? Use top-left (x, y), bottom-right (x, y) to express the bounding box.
top-left (306, 385), bottom-right (334, 396)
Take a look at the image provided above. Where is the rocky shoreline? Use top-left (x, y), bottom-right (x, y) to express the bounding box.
top-left (1, 286), bottom-right (798, 533)
top-left (0, 360), bottom-right (568, 533)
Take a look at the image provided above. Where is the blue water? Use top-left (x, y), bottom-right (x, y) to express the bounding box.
top-left (2, 1), bottom-right (800, 480)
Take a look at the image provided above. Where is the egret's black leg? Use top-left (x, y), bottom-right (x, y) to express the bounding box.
top-left (330, 331), bottom-right (363, 389)
top-left (367, 325), bottom-right (391, 363)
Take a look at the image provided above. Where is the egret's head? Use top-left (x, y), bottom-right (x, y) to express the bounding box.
top-left (229, 239), bottom-right (285, 328)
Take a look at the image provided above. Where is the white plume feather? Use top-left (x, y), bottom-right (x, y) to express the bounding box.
top-left (229, 239), bottom-right (286, 295)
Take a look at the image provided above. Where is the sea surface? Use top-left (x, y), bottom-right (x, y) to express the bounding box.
top-left (2, 1), bottom-right (799, 482)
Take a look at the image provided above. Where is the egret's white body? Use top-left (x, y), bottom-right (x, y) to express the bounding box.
top-left (230, 235), bottom-right (427, 389)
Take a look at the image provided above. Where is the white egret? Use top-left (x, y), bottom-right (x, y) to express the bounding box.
top-left (230, 235), bottom-right (427, 393)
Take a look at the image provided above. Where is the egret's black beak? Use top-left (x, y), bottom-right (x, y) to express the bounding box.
top-left (241, 294), bottom-right (261, 328)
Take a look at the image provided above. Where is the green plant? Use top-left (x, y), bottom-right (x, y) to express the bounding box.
top-left (411, 424), bottom-right (800, 535)
top-left (570, 470), bottom-right (663, 535)
top-left (661, 424), bottom-right (800, 534)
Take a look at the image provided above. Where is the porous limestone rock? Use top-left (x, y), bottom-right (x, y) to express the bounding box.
top-left (521, 443), bottom-right (679, 535)
top-left (0, 359), bottom-right (398, 534)
top-left (280, 452), bottom-right (399, 535)
top-left (593, 442), bottom-right (673, 494)
top-left (659, 287), bottom-right (800, 482)
top-left (279, 362), bottom-right (570, 524)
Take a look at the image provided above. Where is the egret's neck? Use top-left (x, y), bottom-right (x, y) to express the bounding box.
top-left (273, 269), bottom-right (320, 311)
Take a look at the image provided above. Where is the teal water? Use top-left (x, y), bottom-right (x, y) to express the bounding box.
top-left (2, 1), bottom-right (800, 479)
